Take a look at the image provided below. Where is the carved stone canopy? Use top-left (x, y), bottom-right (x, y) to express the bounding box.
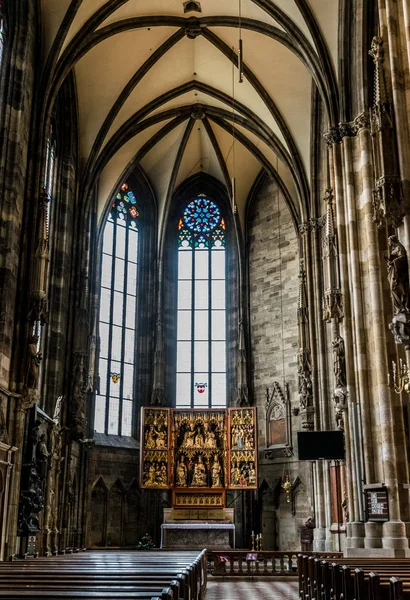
top-left (264, 382), bottom-right (292, 459)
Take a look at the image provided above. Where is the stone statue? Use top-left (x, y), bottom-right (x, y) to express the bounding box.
top-left (176, 459), bottom-right (187, 487)
top-left (27, 334), bottom-right (42, 390)
top-left (332, 335), bottom-right (347, 388)
top-left (385, 235), bottom-right (409, 314)
top-left (37, 433), bottom-right (49, 460)
top-left (211, 456), bottom-right (222, 488)
top-left (192, 456), bottom-right (207, 487)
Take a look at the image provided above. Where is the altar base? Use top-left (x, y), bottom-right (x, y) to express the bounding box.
top-left (160, 523), bottom-right (235, 549)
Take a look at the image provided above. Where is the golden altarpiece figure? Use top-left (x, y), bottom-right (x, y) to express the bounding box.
top-left (140, 407), bottom-right (258, 507)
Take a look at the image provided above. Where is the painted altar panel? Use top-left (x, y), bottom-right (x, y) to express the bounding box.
top-left (140, 407), bottom-right (258, 496)
top-left (228, 407), bottom-right (258, 489)
top-left (140, 408), bottom-right (171, 489)
top-left (172, 410), bottom-right (227, 490)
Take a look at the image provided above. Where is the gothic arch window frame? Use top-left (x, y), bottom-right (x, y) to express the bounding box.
top-left (93, 170), bottom-right (157, 438)
top-left (164, 174), bottom-right (239, 410)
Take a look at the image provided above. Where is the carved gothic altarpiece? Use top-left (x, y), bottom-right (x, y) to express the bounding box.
top-left (140, 407), bottom-right (258, 506)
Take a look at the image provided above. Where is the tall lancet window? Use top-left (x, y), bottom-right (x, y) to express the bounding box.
top-left (43, 124), bottom-right (56, 238)
top-left (176, 194), bottom-right (227, 408)
top-left (95, 183), bottom-right (139, 436)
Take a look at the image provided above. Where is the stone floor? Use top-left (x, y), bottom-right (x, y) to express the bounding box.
top-left (206, 579), bottom-right (299, 599)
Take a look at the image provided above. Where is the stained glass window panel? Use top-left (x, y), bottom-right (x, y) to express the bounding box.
top-left (194, 341), bottom-right (209, 373)
top-left (194, 311), bottom-right (208, 340)
top-left (177, 341), bottom-right (191, 372)
top-left (177, 310), bottom-right (191, 340)
top-left (178, 251), bottom-right (192, 279)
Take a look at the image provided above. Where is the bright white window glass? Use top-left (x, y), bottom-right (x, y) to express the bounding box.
top-left (99, 288), bottom-right (111, 324)
top-left (114, 258), bottom-right (125, 291)
top-left (177, 341), bottom-right (191, 372)
top-left (212, 250), bottom-right (225, 279)
top-left (103, 221), bottom-right (114, 255)
top-left (212, 341), bottom-right (226, 372)
top-left (96, 185), bottom-right (139, 435)
top-left (195, 280), bottom-right (209, 310)
top-left (195, 250), bottom-right (208, 279)
top-left (108, 398), bottom-right (119, 435)
top-left (99, 323), bottom-right (109, 358)
top-left (113, 292), bottom-right (123, 326)
top-left (212, 373), bottom-right (227, 407)
top-left (101, 255), bottom-right (112, 287)
top-left (176, 197), bottom-right (227, 407)
top-left (195, 341), bottom-right (209, 373)
top-left (122, 400), bottom-right (133, 436)
top-left (111, 326), bottom-right (122, 362)
top-left (99, 359), bottom-right (108, 395)
top-left (176, 373), bottom-right (191, 406)
top-left (194, 311), bottom-right (208, 340)
top-left (178, 281), bottom-right (192, 309)
top-left (123, 364), bottom-right (134, 399)
top-left (94, 396), bottom-right (106, 433)
top-left (115, 223), bottom-right (126, 259)
top-left (128, 228), bottom-right (138, 262)
top-left (126, 295), bottom-right (136, 328)
top-left (124, 329), bottom-right (134, 363)
top-left (177, 310), bottom-right (191, 340)
top-left (211, 280), bottom-right (225, 310)
top-left (211, 311), bottom-right (225, 340)
top-left (178, 250), bottom-right (192, 279)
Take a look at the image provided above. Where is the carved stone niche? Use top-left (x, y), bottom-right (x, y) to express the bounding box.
top-left (264, 382), bottom-right (293, 459)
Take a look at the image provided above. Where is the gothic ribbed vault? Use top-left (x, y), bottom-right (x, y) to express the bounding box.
top-left (40, 0), bottom-right (339, 231)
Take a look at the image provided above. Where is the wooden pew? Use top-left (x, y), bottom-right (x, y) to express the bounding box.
top-left (0, 550), bottom-right (207, 600)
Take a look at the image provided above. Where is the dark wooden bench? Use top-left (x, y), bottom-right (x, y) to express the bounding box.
top-left (298, 553), bottom-right (410, 600)
top-left (0, 550), bottom-right (207, 600)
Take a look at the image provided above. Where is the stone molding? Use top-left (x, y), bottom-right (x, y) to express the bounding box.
top-left (323, 112), bottom-right (371, 146)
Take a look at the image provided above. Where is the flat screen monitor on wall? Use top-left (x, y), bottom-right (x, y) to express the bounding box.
top-left (297, 430), bottom-right (345, 460)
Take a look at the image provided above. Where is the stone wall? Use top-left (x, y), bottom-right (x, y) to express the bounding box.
top-left (247, 173), bottom-right (313, 550)
top-left (86, 438), bottom-right (169, 549)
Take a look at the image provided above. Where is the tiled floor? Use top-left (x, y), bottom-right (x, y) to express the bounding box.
top-left (206, 579), bottom-right (299, 599)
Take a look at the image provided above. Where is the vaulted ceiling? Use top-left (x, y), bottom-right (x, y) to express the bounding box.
top-left (40, 0), bottom-right (339, 231)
